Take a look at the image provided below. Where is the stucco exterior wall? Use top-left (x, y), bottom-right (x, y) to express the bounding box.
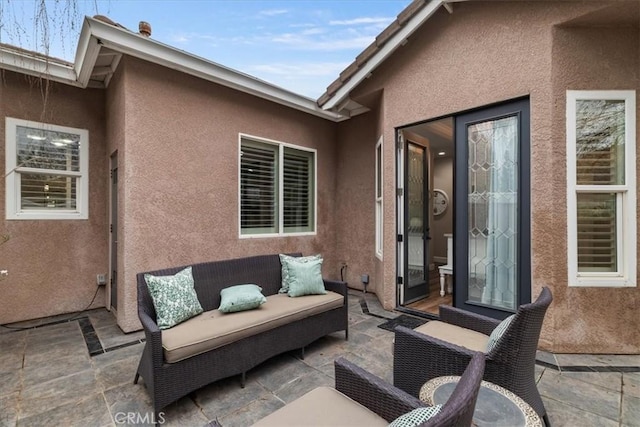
top-left (0, 71), bottom-right (108, 324)
top-left (105, 63), bottom-right (127, 327)
top-left (341, 1), bottom-right (637, 352)
top-left (335, 111), bottom-right (378, 292)
top-left (115, 57), bottom-right (338, 332)
top-left (549, 24), bottom-right (640, 353)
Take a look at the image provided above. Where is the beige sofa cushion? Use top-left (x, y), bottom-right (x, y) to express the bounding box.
top-left (251, 386), bottom-right (388, 426)
top-left (414, 321), bottom-right (489, 353)
top-left (162, 291), bottom-right (344, 363)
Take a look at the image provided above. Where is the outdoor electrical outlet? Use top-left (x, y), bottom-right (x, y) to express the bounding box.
top-left (96, 274), bottom-right (107, 286)
top-left (361, 274), bottom-right (369, 284)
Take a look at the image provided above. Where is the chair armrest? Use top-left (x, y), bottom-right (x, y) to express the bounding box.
top-left (393, 326), bottom-right (475, 397)
top-left (335, 357), bottom-right (425, 422)
top-left (138, 309), bottom-right (164, 368)
top-left (439, 305), bottom-right (500, 336)
top-left (323, 279), bottom-right (348, 299)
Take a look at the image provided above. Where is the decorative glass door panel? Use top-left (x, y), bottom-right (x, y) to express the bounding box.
top-left (404, 142), bottom-right (430, 303)
top-left (468, 117), bottom-right (518, 310)
top-left (455, 99), bottom-right (531, 318)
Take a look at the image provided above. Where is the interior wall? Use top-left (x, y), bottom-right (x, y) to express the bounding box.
top-left (432, 157), bottom-right (453, 262)
top-left (0, 71), bottom-right (108, 324)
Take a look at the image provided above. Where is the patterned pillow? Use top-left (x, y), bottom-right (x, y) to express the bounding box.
top-left (144, 267), bottom-right (203, 330)
top-left (287, 257), bottom-right (326, 297)
top-left (388, 405), bottom-right (442, 427)
top-left (219, 284), bottom-right (267, 313)
top-left (278, 254), bottom-right (322, 294)
top-left (486, 314), bottom-right (516, 353)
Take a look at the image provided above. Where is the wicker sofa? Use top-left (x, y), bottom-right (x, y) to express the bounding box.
top-left (134, 253), bottom-right (349, 418)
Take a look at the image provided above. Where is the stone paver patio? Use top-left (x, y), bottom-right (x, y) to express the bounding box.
top-left (1, 292), bottom-right (638, 426)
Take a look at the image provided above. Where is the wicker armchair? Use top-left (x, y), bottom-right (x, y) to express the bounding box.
top-left (394, 287), bottom-right (552, 425)
top-left (251, 353), bottom-right (485, 427)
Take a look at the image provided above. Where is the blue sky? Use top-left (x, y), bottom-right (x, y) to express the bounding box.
top-left (1, 0), bottom-right (412, 98)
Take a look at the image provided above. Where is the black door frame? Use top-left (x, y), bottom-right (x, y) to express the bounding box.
top-left (402, 140), bottom-right (430, 303)
top-left (453, 97), bottom-right (531, 319)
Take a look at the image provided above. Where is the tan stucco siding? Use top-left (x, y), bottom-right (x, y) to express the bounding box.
top-left (115, 57), bottom-right (338, 332)
top-left (339, 2), bottom-right (638, 352)
top-left (548, 24), bottom-right (640, 353)
top-left (0, 71), bottom-right (108, 325)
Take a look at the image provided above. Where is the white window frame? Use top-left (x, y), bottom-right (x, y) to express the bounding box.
top-left (238, 133), bottom-right (317, 238)
top-left (375, 136), bottom-right (383, 259)
top-left (566, 90), bottom-right (636, 287)
top-left (5, 117), bottom-right (89, 220)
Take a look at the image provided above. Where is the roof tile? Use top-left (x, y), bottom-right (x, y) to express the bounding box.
top-left (398, 0), bottom-right (428, 25)
top-left (375, 20), bottom-right (402, 47)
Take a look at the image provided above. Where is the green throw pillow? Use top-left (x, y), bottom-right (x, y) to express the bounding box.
top-left (278, 254), bottom-right (322, 294)
top-left (388, 405), bottom-right (442, 427)
top-left (486, 314), bottom-right (516, 353)
top-left (144, 267), bottom-right (203, 330)
top-left (219, 284), bottom-right (267, 313)
top-left (287, 258), bottom-right (326, 297)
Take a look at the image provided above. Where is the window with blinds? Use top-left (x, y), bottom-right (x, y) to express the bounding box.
top-left (240, 136), bottom-right (315, 236)
top-left (5, 118), bottom-right (88, 220)
top-left (567, 91), bottom-right (636, 287)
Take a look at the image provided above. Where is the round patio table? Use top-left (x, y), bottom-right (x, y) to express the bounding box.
top-left (420, 376), bottom-right (543, 427)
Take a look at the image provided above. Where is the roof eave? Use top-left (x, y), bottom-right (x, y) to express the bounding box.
top-left (0, 46), bottom-right (79, 86)
top-left (320, 0), bottom-right (444, 112)
top-left (84, 16), bottom-right (347, 122)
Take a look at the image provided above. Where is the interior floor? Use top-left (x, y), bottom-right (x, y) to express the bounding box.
top-left (406, 265), bottom-right (452, 315)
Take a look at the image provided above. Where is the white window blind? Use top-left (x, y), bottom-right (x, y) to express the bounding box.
top-left (6, 118), bottom-right (88, 220)
top-left (240, 135), bottom-right (316, 237)
top-left (283, 147), bottom-right (313, 232)
top-left (566, 91), bottom-right (636, 287)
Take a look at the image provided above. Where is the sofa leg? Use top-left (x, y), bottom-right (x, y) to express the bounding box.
top-left (543, 414), bottom-right (551, 427)
top-left (134, 372), bottom-right (140, 384)
top-left (300, 347), bottom-right (305, 360)
top-left (240, 372), bottom-right (246, 388)
top-left (345, 328), bottom-right (349, 341)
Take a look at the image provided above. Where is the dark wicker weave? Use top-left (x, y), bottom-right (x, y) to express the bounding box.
top-left (394, 287), bottom-right (552, 425)
top-left (334, 352), bottom-right (485, 426)
top-left (134, 253), bottom-right (348, 419)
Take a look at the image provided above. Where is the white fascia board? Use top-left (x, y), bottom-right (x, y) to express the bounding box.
top-left (322, 0), bottom-right (444, 111)
top-left (75, 19), bottom-right (102, 87)
top-left (85, 17), bottom-right (346, 122)
top-left (0, 47), bottom-right (78, 85)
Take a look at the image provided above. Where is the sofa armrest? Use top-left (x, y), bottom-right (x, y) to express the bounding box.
top-left (393, 325), bottom-right (475, 398)
top-left (323, 279), bottom-right (348, 299)
top-left (138, 309), bottom-right (164, 368)
top-left (335, 357), bottom-right (425, 422)
top-left (439, 305), bottom-right (500, 336)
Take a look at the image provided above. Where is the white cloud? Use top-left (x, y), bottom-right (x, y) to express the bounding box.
top-left (249, 62), bottom-right (349, 77)
top-left (270, 33), bottom-right (373, 51)
top-left (329, 17), bottom-right (394, 26)
top-left (259, 9), bottom-right (288, 17)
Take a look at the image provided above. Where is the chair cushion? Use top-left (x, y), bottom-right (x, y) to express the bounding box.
top-left (162, 292), bottom-right (344, 363)
top-left (388, 405), bottom-right (442, 427)
top-left (279, 254), bottom-right (322, 294)
top-left (251, 386), bottom-right (388, 426)
top-left (413, 321), bottom-right (489, 353)
top-left (144, 267), bottom-right (203, 330)
top-left (219, 284), bottom-right (267, 313)
top-left (486, 314), bottom-right (515, 353)
top-left (287, 258), bottom-right (326, 297)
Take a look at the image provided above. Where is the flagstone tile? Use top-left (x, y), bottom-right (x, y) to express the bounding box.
top-left (538, 369), bottom-right (620, 420)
